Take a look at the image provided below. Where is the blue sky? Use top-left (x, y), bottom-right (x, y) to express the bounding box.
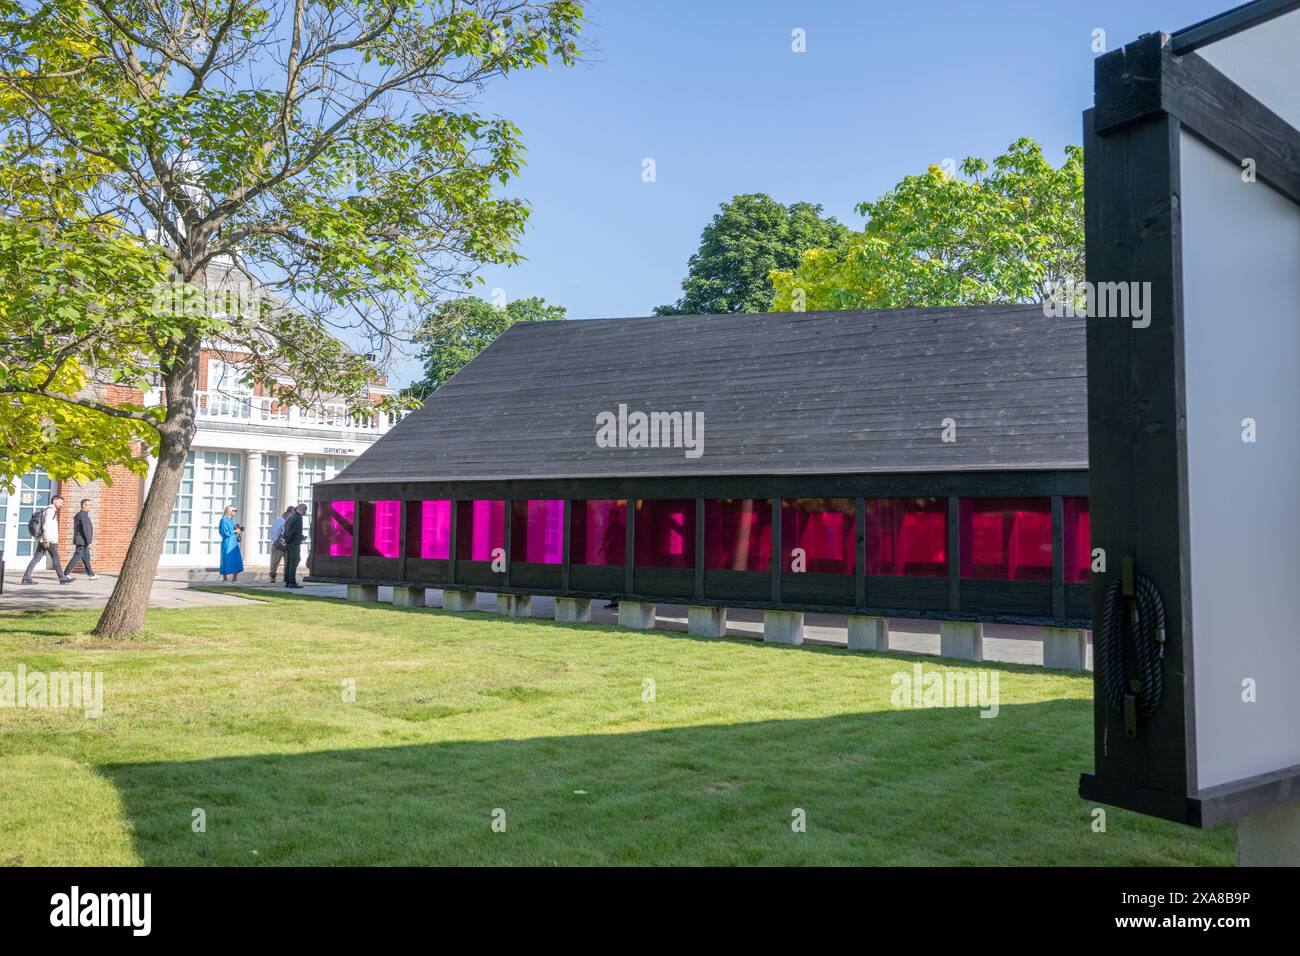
top-left (389, 0), bottom-right (1231, 385)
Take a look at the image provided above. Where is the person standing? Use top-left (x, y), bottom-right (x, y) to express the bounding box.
top-left (268, 506), bottom-right (293, 582)
top-left (20, 494), bottom-right (71, 585)
top-left (219, 504), bottom-right (244, 583)
top-left (283, 502), bottom-right (307, 588)
top-left (63, 498), bottom-right (98, 579)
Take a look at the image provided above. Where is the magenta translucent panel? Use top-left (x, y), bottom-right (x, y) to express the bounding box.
top-left (455, 500), bottom-right (505, 561)
top-left (1063, 497), bottom-right (1091, 584)
top-left (359, 500), bottom-right (400, 558)
top-left (634, 499), bottom-right (696, 569)
top-left (959, 498), bottom-right (1052, 581)
top-left (404, 500), bottom-right (451, 559)
top-left (511, 499), bottom-right (564, 565)
top-left (866, 498), bottom-right (946, 577)
top-left (780, 498), bottom-right (855, 574)
top-left (314, 500), bottom-right (355, 557)
top-left (571, 499), bottom-right (626, 566)
top-left (703, 499), bottom-right (771, 571)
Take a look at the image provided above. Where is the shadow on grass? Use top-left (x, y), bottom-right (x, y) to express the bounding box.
top-left (95, 701), bottom-right (1229, 867)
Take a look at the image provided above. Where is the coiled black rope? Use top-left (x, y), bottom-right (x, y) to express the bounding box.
top-left (1098, 572), bottom-right (1166, 733)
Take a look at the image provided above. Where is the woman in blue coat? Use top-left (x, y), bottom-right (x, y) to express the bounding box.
top-left (219, 505), bottom-right (244, 583)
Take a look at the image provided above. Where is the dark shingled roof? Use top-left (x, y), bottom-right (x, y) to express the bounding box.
top-left (323, 303), bottom-right (1087, 485)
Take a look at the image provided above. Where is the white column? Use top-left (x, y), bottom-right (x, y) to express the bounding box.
top-left (281, 453), bottom-right (300, 512)
top-left (243, 450), bottom-right (263, 563)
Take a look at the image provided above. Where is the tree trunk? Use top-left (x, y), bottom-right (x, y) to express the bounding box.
top-left (93, 352), bottom-right (199, 637)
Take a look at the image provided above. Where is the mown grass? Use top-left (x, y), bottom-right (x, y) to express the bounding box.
top-left (0, 590), bottom-right (1233, 866)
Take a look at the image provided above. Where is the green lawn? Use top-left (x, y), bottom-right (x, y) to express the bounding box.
top-left (0, 590), bottom-right (1232, 866)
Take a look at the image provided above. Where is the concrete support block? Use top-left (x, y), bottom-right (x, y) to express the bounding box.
top-left (618, 600), bottom-right (657, 630)
top-left (347, 584), bottom-right (379, 603)
top-left (496, 593), bottom-right (533, 618)
top-left (763, 610), bottom-right (804, 646)
top-left (442, 588), bottom-right (479, 612)
top-left (847, 615), bottom-right (889, 651)
top-left (687, 605), bottom-right (727, 638)
top-left (554, 597), bottom-right (592, 623)
top-left (391, 586), bottom-right (426, 608)
top-left (1042, 627), bottom-right (1088, 671)
top-left (1237, 800), bottom-right (1300, 866)
top-left (939, 621), bottom-right (984, 661)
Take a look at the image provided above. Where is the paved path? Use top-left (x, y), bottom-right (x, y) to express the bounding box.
top-left (1, 570), bottom-right (1090, 669)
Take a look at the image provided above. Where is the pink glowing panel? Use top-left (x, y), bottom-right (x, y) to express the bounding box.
top-left (571, 499), bottom-right (626, 566)
top-left (703, 499), bottom-right (771, 571)
top-left (1063, 497), bottom-right (1091, 584)
top-left (511, 499), bottom-right (564, 565)
top-left (959, 498), bottom-right (1052, 581)
top-left (866, 498), bottom-right (946, 577)
top-left (634, 499), bottom-right (695, 569)
top-left (359, 500), bottom-right (400, 558)
top-left (780, 499), bottom-right (855, 575)
top-left (456, 500), bottom-right (505, 562)
top-left (314, 500), bottom-right (355, 557)
top-left (405, 500), bottom-right (451, 560)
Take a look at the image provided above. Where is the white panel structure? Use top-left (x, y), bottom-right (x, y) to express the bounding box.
top-left (1193, 8), bottom-right (1300, 131)
top-left (1180, 132), bottom-right (1300, 789)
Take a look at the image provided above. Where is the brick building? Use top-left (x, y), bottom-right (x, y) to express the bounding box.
top-left (2, 264), bottom-right (396, 575)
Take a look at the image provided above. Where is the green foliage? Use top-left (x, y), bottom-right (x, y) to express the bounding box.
top-left (0, 0), bottom-right (586, 454)
top-left (656, 193), bottom-right (847, 315)
top-left (770, 139), bottom-right (1084, 311)
top-left (411, 295), bottom-right (566, 395)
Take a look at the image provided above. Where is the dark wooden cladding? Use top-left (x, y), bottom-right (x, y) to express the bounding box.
top-left (1084, 104), bottom-right (1195, 806)
top-left (781, 573), bottom-right (855, 608)
top-left (455, 560), bottom-right (504, 588)
top-left (634, 567), bottom-right (694, 600)
top-left (319, 470), bottom-right (1087, 507)
top-left (569, 564), bottom-right (622, 594)
top-left (960, 580), bottom-right (1052, 618)
top-left (703, 569), bottom-right (770, 602)
top-left (313, 555), bottom-right (352, 578)
top-left (1094, 33), bottom-right (1300, 206)
top-left (315, 304), bottom-right (1086, 489)
top-left (358, 556), bottom-right (397, 581)
top-left (406, 558), bottom-right (450, 585)
top-left (511, 563), bottom-right (561, 590)
top-left (866, 576), bottom-right (948, 612)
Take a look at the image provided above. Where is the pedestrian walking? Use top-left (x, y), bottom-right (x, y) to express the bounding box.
top-left (20, 494), bottom-right (71, 585)
top-left (268, 507), bottom-right (293, 582)
top-left (219, 504), bottom-right (244, 583)
top-left (63, 498), bottom-right (98, 579)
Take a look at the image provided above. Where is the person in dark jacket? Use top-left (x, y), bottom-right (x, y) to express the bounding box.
top-left (283, 502), bottom-right (307, 588)
top-left (63, 498), bottom-right (98, 579)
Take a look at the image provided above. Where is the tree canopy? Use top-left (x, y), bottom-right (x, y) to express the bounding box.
top-left (770, 139), bottom-right (1083, 312)
top-left (655, 193), bottom-right (847, 315)
top-left (0, 0), bottom-right (584, 635)
top-left (410, 294), bottom-right (565, 395)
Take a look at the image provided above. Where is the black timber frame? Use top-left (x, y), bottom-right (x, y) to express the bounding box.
top-left (311, 469), bottom-right (1090, 629)
top-left (1080, 28), bottom-right (1300, 826)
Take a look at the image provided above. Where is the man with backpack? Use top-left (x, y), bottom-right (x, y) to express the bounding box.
top-left (20, 494), bottom-right (72, 585)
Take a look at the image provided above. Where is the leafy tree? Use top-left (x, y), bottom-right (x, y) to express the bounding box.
top-left (655, 193), bottom-right (847, 315)
top-left (0, 0), bottom-right (583, 635)
top-left (410, 295), bottom-right (565, 395)
top-left (770, 139), bottom-right (1083, 311)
